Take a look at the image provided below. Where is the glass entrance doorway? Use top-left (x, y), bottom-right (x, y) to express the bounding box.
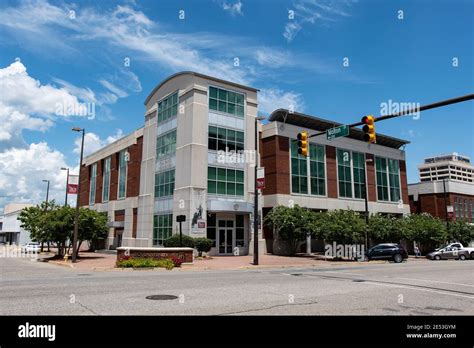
top-left (218, 220), bottom-right (234, 254)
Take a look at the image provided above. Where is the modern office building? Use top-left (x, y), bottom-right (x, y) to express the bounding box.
top-left (79, 71), bottom-right (411, 255)
top-left (409, 153), bottom-right (474, 223)
top-left (260, 110), bottom-right (411, 253)
top-left (418, 153), bottom-right (473, 183)
top-left (0, 203), bottom-right (33, 245)
top-left (80, 72), bottom-right (262, 255)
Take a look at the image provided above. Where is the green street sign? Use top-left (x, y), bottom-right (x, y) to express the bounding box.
top-left (327, 125), bottom-right (349, 140)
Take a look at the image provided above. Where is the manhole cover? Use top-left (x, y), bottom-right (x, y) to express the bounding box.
top-left (291, 273), bottom-right (303, 276)
top-left (352, 279), bottom-right (365, 282)
top-left (146, 295), bottom-right (178, 301)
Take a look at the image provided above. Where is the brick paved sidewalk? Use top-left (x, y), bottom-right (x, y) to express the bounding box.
top-left (44, 251), bottom-right (413, 272)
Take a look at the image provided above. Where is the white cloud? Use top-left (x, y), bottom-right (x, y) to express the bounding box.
top-left (0, 142), bottom-right (70, 212)
top-left (254, 49), bottom-right (291, 68)
top-left (74, 129), bottom-right (124, 157)
top-left (259, 88), bottom-right (305, 115)
top-left (284, 0), bottom-right (356, 42)
top-left (0, 59), bottom-right (92, 149)
top-left (219, 1), bottom-right (244, 16)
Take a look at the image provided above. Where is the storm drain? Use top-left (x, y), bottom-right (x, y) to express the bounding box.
top-left (146, 295), bottom-right (178, 301)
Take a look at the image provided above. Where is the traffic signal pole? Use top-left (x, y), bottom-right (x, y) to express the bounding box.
top-left (308, 94), bottom-right (474, 139)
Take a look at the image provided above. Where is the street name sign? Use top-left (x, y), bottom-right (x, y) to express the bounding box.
top-left (327, 125), bottom-right (349, 140)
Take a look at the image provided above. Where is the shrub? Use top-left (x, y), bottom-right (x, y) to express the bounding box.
top-left (163, 234), bottom-right (195, 248)
top-left (116, 258), bottom-right (174, 270)
top-left (194, 237), bottom-right (213, 256)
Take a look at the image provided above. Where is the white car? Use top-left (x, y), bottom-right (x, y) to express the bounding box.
top-left (21, 242), bottom-right (40, 253)
top-left (440, 242), bottom-right (474, 259)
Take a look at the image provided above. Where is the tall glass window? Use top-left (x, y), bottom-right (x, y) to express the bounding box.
top-left (290, 140), bottom-right (308, 194)
top-left (157, 92), bottom-right (178, 123)
top-left (102, 157), bottom-right (111, 202)
top-left (337, 149), bottom-right (352, 198)
top-left (291, 140), bottom-right (325, 195)
top-left (155, 170), bottom-right (175, 198)
top-left (89, 163), bottom-right (97, 205)
top-left (209, 86), bottom-right (245, 117)
top-left (208, 167), bottom-right (244, 196)
top-left (156, 130), bottom-right (176, 159)
top-left (310, 143), bottom-right (325, 196)
top-left (208, 126), bottom-right (244, 152)
top-left (153, 214), bottom-right (173, 246)
top-left (388, 159), bottom-right (401, 202)
top-left (376, 157), bottom-right (401, 202)
top-left (118, 150), bottom-right (127, 199)
top-left (353, 152), bottom-right (366, 199)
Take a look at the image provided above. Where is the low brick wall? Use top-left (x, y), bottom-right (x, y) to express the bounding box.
top-left (116, 247), bottom-right (194, 264)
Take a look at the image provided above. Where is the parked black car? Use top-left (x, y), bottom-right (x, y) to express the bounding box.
top-left (365, 243), bottom-right (408, 263)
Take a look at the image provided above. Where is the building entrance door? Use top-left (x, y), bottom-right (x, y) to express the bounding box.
top-left (218, 219), bottom-right (234, 255)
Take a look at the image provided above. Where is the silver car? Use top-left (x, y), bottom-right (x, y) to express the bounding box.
top-left (427, 246), bottom-right (470, 260)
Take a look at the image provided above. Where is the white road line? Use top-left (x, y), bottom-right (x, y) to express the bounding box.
top-left (365, 281), bottom-right (474, 300)
top-left (396, 277), bottom-right (474, 288)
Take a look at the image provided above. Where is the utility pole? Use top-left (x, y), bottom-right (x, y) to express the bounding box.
top-left (253, 116), bottom-right (266, 265)
top-left (364, 158), bottom-right (373, 250)
top-left (72, 127), bottom-right (85, 263)
top-left (61, 167), bottom-right (69, 206)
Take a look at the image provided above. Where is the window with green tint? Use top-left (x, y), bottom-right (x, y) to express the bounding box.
top-left (352, 152), bottom-right (366, 199)
top-left (208, 125), bottom-right (244, 152)
top-left (153, 214), bottom-right (173, 246)
top-left (208, 166), bottom-right (244, 196)
top-left (290, 140), bottom-right (308, 194)
top-left (157, 92), bottom-right (178, 123)
top-left (209, 86), bottom-right (245, 117)
top-left (118, 150), bottom-right (127, 199)
top-left (337, 149), bottom-right (352, 198)
top-left (102, 157), bottom-right (111, 202)
top-left (388, 158), bottom-right (401, 202)
top-left (309, 143), bottom-right (325, 196)
top-left (89, 163), bottom-right (97, 205)
top-left (155, 170), bottom-right (175, 198)
top-left (156, 130), bottom-right (176, 159)
top-left (375, 157), bottom-right (389, 201)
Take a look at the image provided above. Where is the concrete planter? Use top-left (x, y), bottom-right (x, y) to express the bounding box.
top-left (116, 247), bottom-right (194, 263)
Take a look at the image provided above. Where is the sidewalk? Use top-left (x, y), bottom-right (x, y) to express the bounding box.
top-left (45, 251), bottom-right (405, 272)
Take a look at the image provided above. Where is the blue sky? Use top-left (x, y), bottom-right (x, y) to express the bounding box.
top-left (0, 0), bottom-right (473, 211)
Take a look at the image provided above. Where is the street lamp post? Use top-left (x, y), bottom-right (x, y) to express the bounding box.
top-left (253, 116), bottom-right (266, 266)
top-left (364, 158), bottom-right (373, 250)
top-left (72, 127), bottom-right (85, 263)
top-left (42, 179), bottom-right (50, 209)
top-left (61, 167), bottom-right (70, 207)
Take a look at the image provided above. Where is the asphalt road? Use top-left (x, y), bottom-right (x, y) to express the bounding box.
top-left (1, 255), bottom-right (473, 315)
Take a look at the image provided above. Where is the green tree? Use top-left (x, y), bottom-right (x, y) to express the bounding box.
top-left (194, 237), bottom-right (213, 256)
top-left (447, 221), bottom-right (474, 246)
top-left (264, 205), bottom-right (315, 255)
top-left (75, 208), bottom-right (108, 257)
top-left (402, 213), bottom-right (447, 252)
top-left (368, 214), bottom-right (404, 245)
top-left (319, 209), bottom-right (366, 245)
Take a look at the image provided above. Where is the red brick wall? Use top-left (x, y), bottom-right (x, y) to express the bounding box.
top-left (261, 135), bottom-right (290, 195)
top-left (326, 145), bottom-right (338, 198)
top-left (95, 160), bottom-right (103, 204)
top-left (109, 153), bottom-right (119, 201)
top-left (78, 164), bottom-right (89, 207)
top-left (366, 154), bottom-right (376, 202)
top-left (399, 160), bottom-right (409, 204)
top-left (126, 136), bottom-right (143, 198)
top-left (411, 193), bottom-right (474, 223)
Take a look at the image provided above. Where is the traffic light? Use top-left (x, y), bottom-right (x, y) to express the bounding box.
top-left (297, 131), bottom-right (308, 156)
top-left (361, 115), bottom-right (376, 143)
